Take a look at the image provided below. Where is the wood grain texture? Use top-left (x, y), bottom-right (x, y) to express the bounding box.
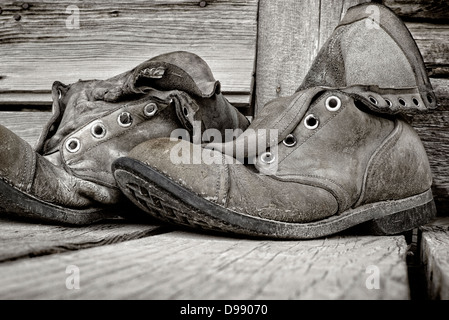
top-left (406, 22), bottom-right (449, 77)
top-left (410, 78), bottom-right (449, 213)
top-left (0, 217), bottom-right (163, 262)
top-left (0, 111), bottom-right (51, 147)
top-left (254, 0), bottom-right (371, 114)
top-left (383, 0), bottom-right (449, 21)
top-left (0, 231), bottom-right (410, 299)
top-left (0, 0), bottom-right (258, 105)
top-left (0, 92), bottom-right (251, 109)
top-left (420, 217), bottom-right (449, 299)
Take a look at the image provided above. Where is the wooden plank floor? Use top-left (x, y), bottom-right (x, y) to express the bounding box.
top-left (0, 223), bottom-right (411, 300)
top-left (420, 217), bottom-right (449, 300)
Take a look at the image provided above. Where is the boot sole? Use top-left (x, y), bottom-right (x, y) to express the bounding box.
top-left (0, 177), bottom-right (114, 225)
top-left (113, 158), bottom-right (437, 239)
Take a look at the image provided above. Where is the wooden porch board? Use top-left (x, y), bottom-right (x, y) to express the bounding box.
top-left (0, 231), bottom-right (410, 300)
top-left (410, 78), bottom-right (449, 213)
top-left (0, 0), bottom-right (258, 106)
top-left (0, 111), bottom-right (51, 147)
top-left (406, 22), bottom-right (449, 77)
top-left (420, 217), bottom-right (449, 299)
top-left (0, 217), bottom-right (164, 262)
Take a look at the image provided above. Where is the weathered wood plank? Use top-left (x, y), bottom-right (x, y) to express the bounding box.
top-left (420, 217), bottom-right (449, 299)
top-left (0, 0), bottom-right (258, 105)
top-left (410, 78), bottom-right (449, 213)
top-left (0, 111), bottom-right (51, 147)
top-left (0, 92), bottom-right (250, 109)
top-left (0, 217), bottom-right (164, 262)
top-left (383, 0), bottom-right (449, 21)
top-left (406, 22), bottom-right (449, 77)
top-left (0, 231), bottom-right (410, 299)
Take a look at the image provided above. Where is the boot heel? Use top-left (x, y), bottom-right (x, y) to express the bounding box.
top-left (364, 199), bottom-right (437, 235)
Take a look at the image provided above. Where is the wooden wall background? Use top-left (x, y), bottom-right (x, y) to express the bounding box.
top-left (0, 0), bottom-right (448, 214)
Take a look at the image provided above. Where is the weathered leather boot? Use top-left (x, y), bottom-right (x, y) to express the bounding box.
top-left (0, 51), bottom-right (249, 224)
top-left (298, 2), bottom-right (437, 114)
top-left (113, 86), bottom-right (436, 238)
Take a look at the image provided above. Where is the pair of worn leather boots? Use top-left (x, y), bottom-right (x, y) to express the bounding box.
top-left (0, 3), bottom-right (438, 238)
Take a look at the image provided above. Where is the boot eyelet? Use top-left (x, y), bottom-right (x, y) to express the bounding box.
top-left (117, 112), bottom-right (133, 127)
top-left (57, 89), bottom-right (62, 100)
top-left (368, 96), bottom-right (378, 105)
top-left (304, 114), bottom-right (319, 130)
top-left (398, 98), bottom-right (407, 107)
top-left (412, 97), bottom-right (420, 106)
top-left (325, 96), bottom-right (341, 111)
top-left (90, 122), bottom-right (107, 139)
top-left (65, 138), bottom-right (81, 153)
top-left (283, 134), bottom-right (297, 147)
top-left (385, 99), bottom-right (392, 107)
top-left (143, 103), bottom-right (158, 117)
top-left (183, 107), bottom-right (189, 117)
top-left (260, 152), bottom-right (276, 164)
top-left (427, 93), bottom-right (434, 104)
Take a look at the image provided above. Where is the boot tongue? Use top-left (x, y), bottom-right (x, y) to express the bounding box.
top-left (204, 86), bottom-right (326, 159)
top-left (118, 51), bottom-right (221, 99)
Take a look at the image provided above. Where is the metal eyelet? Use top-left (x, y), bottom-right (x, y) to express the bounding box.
top-left (57, 89), bottom-right (62, 100)
top-left (117, 112), bottom-right (133, 127)
top-left (65, 137), bottom-right (81, 153)
top-left (398, 98), bottom-right (407, 107)
top-left (385, 99), bottom-right (392, 107)
top-left (368, 96), bottom-right (378, 105)
top-left (90, 122), bottom-right (107, 139)
top-left (143, 102), bottom-right (158, 117)
top-left (260, 152), bottom-right (275, 164)
top-left (283, 134), bottom-right (297, 147)
top-left (325, 96), bottom-right (341, 112)
top-left (412, 97), bottom-right (420, 106)
top-left (304, 114), bottom-right (319, 130)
